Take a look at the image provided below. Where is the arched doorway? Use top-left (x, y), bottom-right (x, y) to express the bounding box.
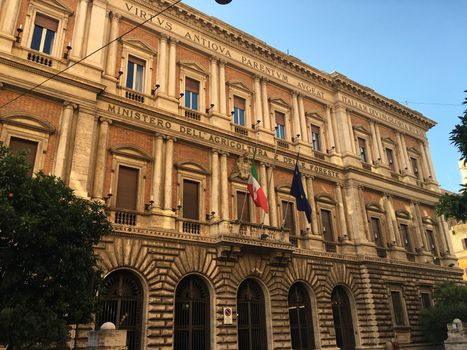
top-left (331, 286), bottom-right (356, 350)
top-left (288, 283), bottom-right (315, 350)
top-left (174, 275), bottom-right (210, 350)
top-left (96, 270), bottom-right (144, 350)
top-left (237, 279), bottom-right (268, 350)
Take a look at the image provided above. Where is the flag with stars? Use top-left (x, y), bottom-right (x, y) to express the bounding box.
top-left (290, 159), bottom-right (312, 224)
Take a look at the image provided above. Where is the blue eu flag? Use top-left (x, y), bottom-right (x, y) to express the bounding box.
top-left (290, 161), bottom-right (312, 224)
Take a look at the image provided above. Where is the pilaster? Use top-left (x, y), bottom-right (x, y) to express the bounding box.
top-left (220, 152), bottom-right (229, 220)
top-left (92, 117), bottom-right (111, 199)
top-left (167, 38), bottom-right (177, 98)
top-left (54, 102), bottom-right (77, 179)
top-left (71, 0), bottom-right (90, 59)
top-left (104, 12), bottom-right (120, 77)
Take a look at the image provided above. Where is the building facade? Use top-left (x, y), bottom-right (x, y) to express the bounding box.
top-left (0, 0), bottom-right (462, 349)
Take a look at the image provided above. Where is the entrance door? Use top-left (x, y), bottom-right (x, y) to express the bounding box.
top-left (174, 275), bottom-right (210, 350)
top-left (237, 279), bottom-right (267, 350)
top-left (331, 286), bottom-right (356, 350)
top-left (288, 283), bottom-right (315, 349)
top-left (96, 270), bottom-right (143, 350)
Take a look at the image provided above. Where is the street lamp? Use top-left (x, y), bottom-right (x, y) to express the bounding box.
top-left (215, 0), bottom-right (232, 4)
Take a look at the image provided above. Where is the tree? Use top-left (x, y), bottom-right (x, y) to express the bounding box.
top-left (420, 282), bottom-right (467, 342)
top-left (436, 91), bottom-right (467, 221)
top-left (0, 145), bottom-right (111, 349)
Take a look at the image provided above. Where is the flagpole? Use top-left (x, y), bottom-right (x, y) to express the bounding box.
top-left (263, 128), bottom-right (279, 227)
top-left (281, 135), bottom-right (301, 235)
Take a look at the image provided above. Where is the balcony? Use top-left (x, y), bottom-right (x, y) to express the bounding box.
top-left (234, 124), bottom-right (249, 136)
top-left (184, 108), bottom-right (202, 121)
top-left (277, 139), bottom-right (289, 149)
top-left (125, 89), bottom-right (145, 103)
top-left (376, 246), bottom-right (388, 258)
top-left (27, 52), bottom-right (53, 67)
top-left (113, 209), bottom-right (138, 226)
top-left (324, 241), bottom-right (337, 253)
top-left (176, 218), bottom-right (207, 235)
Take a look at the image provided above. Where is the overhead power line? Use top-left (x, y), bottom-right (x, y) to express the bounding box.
top-left (0, 0), bottom-right (182, 110)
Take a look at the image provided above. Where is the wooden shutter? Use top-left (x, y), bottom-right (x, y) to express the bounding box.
top-left (237, 191), bottom-right (250, 222)
top-left (275, 111), bottom-right (285, 125)
top-left (400, 224), bottom-right (412, 252)
top-left (411, 157), bottom-right (419, 177)
top-left (128, 55), bottom-right (146, 67)
top-left (9, 137), bottom-right (38, 177)
top-left (183, 179), bottom-right (199, 220)
top-left (371, 217), bottom-right (384, 248)
top-left (234, 96), bottom-right (246, 110)
top-left (321, 209), bottom-right (334, 241)
top-left (116, 166), bottom-right (139, 210)
top-left (35, 13), bottom-right (58, 31)
top-left (282, 201), bottom-right (295, 232)
top-left (185, 77), bottom-right (200, 94)
top-left (391, 291), bottom-right (406, 326)
top-left (386, 148), bottom-right (395, 171)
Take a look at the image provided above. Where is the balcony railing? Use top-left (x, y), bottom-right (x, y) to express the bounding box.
top-left (229, 221), bottom-right (291, 245)
top-left (27, 52), bottom-right (53, 67)
top-left (277, 139), bottom-right (289, 149)
top-left (125, 90), bottom-right (145, 103)
top-left (234, 125), bottom-right (249, 136)
top-left (406, 252), bottom-right (416, 262)
top-left (177, 218), bottom-right (206, 235)
top-left (114, 209), bottom-right (137, 226)
top-left (324, 241), bottom-right (337, 253)
top-left (184, 109), bottom-right (201, 121)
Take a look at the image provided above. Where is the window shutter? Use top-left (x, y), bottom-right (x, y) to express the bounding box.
top-left (183, 179), bottom-right (199, 220)
top-left (35, 13), bottom-right (59, 31)
top-left (391, 291), bottom-right (406, 326)
top-left (116, 166), bottom-right (139, 210)
top-left (237, 191), bottom-right (250, 222)
top-left (275, 111), bottom-right (285, 125)
top-left (321, 209), bottom-right (334, 241)
top-left (185, 77), bottom-right (200, 94)
top-left (129, 55), bottom-right (146, 67)
top-left (282, 201), bottom-right (295, 232)
top-left (234, 96), bottom-right (246, 110)
top-left (9, 137), bottom-right (38, 177)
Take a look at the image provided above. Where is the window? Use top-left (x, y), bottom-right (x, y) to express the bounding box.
top-left (126, 55), bottom-right (145, 92)
top-left (116, 166), bottom-right (139, 210)
top-left (281, 200), bottom-right (295, 233)
top-left (386, 148), bottom-right (395, 172)
top-left (420, 292), bottom-right (432, 309)
top-left (275, 111), bottom-right (286, 139)
top-left (311, 125), bottom-right (321, 151)
top-left (185, 77), bottom-right (200, 110)
top-left (183, 179), bottom-right (200, 220)
top-left (174, 275), bottom-right (210, 350)
top-left (288, 283), bottom-right (315, 350)
top-left (8, 137), bottom-right (39, 177)
top-left (233, 96), bottom-right (246, 126)
top-left (371, 217), bottom-right (384, 248)
top-left (237, 191), bottom-right (251, 222)
top-left (410, 157), bottom-right (419, 178)
top-left (30, 13), bottom-right (58, 54)
top-left (358, 137), bottom-right (367, 162)
top-left (425, 229), bottom-right (438, 256)
top-left (462, 238), bottom-right (467, 249)
top-left (390, 290), bottom-right (407, 326)
top-left (321, 209), bottom-right (334, 242)
top-left (399, 223), bottom-right (413, 252)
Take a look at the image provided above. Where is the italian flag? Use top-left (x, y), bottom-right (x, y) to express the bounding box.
top-left (247, 151), bottom-right (269, 213)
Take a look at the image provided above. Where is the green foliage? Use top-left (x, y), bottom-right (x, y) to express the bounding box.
top-left (0, 145), bottom-right (111, 349)
top-left (435, 92), bottom-right (467, 222)
top-left (420, 282), bottom-right (467, 342)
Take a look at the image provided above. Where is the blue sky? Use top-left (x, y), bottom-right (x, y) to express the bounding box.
top-left (182, 0), bottom-right (467, 192)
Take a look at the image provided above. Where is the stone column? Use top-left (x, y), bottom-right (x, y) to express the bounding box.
top-left (92, 118), bottom-right (111, 199)
top-left (163, 137), bottom-right (174, 210)
top-left (209, 57), bottom-right (218, 113)
top-left (419, 140), bottom-right (431, 180)
top-left (220, 152), bottom-right (229, 220)
top-left (54, 102), bottom-right (76, 178)
top-left (157, 34), bottom-right (168, 95)
top-left (298, 94), bottom-right (308, 143)
top-left (254, 76), bottom-right (263, 125)
top-left (267, 165), bottom-right (277, 226)
top-left (104, 12), bottom-right (120, 77)
top-left (259, 163), bottom-right (269, 225)
top-left (306, 176), bottom-right (319, 234)
top-left (219, 60), bottom-right (226, 115)
top-left (69, 108), bottom-right (96, 198)
top-left (85, 0), bottom-right (107, 67)
top-left (211, 150), bottom-right (219, 217)
top-left (0, 0), bottom-right (21, 38)
top-left (325, 106), bottom-right (336, 152)
top-left (336, 183), bottom-right (349, 238)
top-left (167, 38), bottom-right (177, 98)
top-left (71, 0), bottom-right (89, 58)
top-left (383, 195), bottom-right (397, 246)
top-left (261, 79), bottom-right (270, 130)
top-left (369, 120), bottom-right (381, 163)
top-left (152, 134), bottom-right (164, 208)
top-left (292, 92), bottom-right (301, 139)
top-left (423, 139), bottom-right (437, 181)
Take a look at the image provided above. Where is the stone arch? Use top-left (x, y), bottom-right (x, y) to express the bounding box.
top-left (323, 263), bottom-right (358, 296)
top-left (0, 113), bottom-right (56, 134)
top-left (110, 144), bottom-right (152, 161)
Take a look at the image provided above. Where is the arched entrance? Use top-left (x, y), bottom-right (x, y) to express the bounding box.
top-left (174, 275), bottom-right (210, 350)
top-left (331, 286), bottom-right (356, 350)
top-left (288, 283), bottom-right (315, 349)
top-left (96, 270), bottom-right (143, 350)
top-left (237, 279), bottom-right (268, 350)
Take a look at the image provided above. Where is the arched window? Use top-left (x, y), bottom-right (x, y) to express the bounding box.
top-left (288, 283), bottom-right (315, 349)
top-left (237, 279), bottom-right (267, 350)
top-left (96, 270), bottom-right (144, 350)
top-left (331, 286), bottom-right (356, 350)
top-left (174, 275), bottom-right (210, 350)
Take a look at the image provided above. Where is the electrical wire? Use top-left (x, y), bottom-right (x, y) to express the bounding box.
top-left (0, 0), bottom-right (182, 110)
